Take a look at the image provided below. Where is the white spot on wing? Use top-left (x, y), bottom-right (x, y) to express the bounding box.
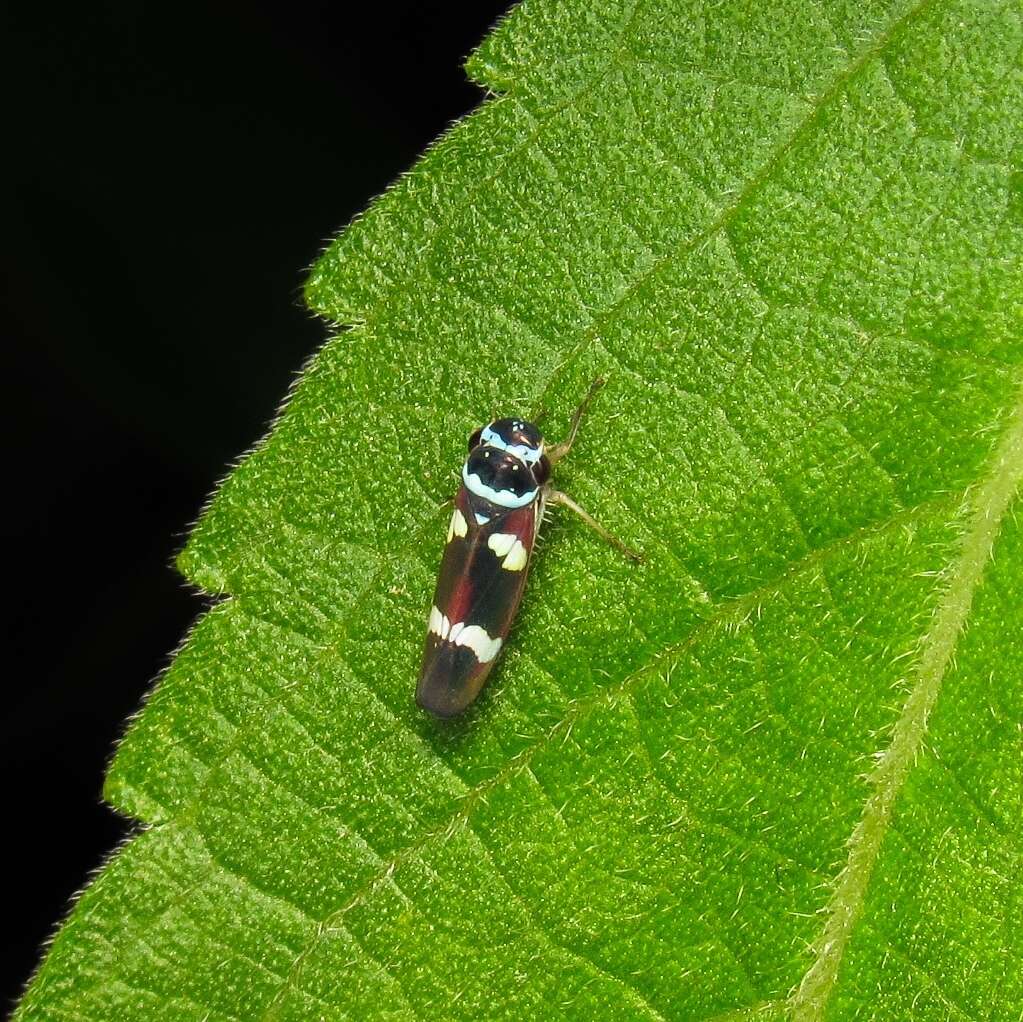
top-left (487, 533), bottom-right (517, 557)
top-left (503, 540), bottom-right (528, 571)
top-left (447, 508), bottom-right (468, 542)
top-left (429, 607), bottom-right (502, 663)
top-left (451, 624), bottom-right (502, 663)
top-left (428, 606), bottom-right (451, 640)
top-left (487, 532), bottom-right (528, 571)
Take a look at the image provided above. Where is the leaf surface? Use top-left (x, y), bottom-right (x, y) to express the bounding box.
top-left (18, 1), bottom-right (1022, 1019)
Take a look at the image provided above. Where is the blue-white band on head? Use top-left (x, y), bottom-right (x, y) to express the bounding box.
top-left (481, 424), bottom-right (543, 464)
top-left (463, 464), bottom-right (538, 508)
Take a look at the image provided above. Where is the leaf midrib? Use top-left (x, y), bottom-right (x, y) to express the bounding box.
top-left (789, 382), bottom-right (1023, 1021)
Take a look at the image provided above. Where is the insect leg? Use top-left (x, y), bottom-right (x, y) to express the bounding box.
top-left (546, 488), bottom-right (643, 562)
top-left (545, 377), bottom-right (606, 464)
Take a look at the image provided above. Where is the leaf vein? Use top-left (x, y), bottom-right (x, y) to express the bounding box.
top-left (788, 378), bottom-right (1023, 1020)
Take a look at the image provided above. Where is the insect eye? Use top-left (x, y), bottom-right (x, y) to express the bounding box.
top-left (467, 427), bottom-right (483, 451)
top-left (534, 455), bottom-right (551, 485)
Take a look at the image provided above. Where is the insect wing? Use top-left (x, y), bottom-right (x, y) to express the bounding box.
top-left (417, 489), bottom-right (538, 717)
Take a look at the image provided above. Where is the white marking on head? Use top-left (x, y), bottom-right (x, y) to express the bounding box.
top-left (474, 512), bottom-right (490, 525)
top-left (451, 623), bottom-right (502, 663)
top-left (446, 508), bottom-right (468, 542)
top-left (481, 424), bottom-right (543, 464)
top-left (462, 464), bottom-right (537, 508)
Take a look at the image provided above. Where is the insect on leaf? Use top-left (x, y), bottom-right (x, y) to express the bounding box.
top-left (17, 1), bottom-right (1023, 1020)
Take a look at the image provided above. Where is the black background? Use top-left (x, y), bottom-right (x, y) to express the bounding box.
top-left (3, 1), bottom-right (514, 1007)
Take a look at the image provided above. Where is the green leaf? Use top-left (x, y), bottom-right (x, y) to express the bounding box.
top-left (19, 0), bottom-right (1022, 1019)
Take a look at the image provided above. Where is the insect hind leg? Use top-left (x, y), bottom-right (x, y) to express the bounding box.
top-left (546, 488), bottom-right (643, 562)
